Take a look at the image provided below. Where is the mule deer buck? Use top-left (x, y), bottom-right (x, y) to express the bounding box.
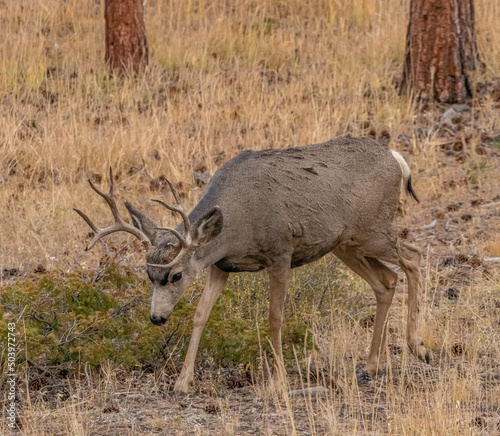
top-left (75, 136), bottom-right (429, 394)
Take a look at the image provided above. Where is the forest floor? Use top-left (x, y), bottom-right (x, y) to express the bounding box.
top-left (2, 105), bottom-right (499, 434)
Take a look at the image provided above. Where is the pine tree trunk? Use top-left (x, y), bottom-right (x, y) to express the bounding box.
top-left (105, 0), bottom-right (148, 76)
top-left (400, 0), bottom-right (481, 104)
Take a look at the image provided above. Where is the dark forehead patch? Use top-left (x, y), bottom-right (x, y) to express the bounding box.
top-left (146, 266), bottom-right (170, 286)
top-left (147, 242), bottom-right (182, 265)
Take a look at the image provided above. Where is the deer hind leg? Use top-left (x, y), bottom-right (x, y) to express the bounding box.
top-left (333, 246), bottom-right (398, 376)
top-left (364, 240), bottom-right (428, 365)
top-left (394, 242), bottom-right (428, 363)
top-left (173, 266), bottom-right (229, 394)
top-left (268, 266), bottom-right (290, 380)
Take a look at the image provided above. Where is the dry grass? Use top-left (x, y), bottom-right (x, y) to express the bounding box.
top-left (1, 0), bottom-right (500, 434)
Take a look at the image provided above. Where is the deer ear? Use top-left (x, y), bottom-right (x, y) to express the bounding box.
top-left (191, 206), bottom-right (223, 247)
top-left (125, 201), bottom-right (159, 246)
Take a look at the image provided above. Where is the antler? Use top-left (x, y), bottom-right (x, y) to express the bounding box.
top-left (148, 176), bottom-right (192, 269)
top-left (74, 168), bottom-right (152, 251)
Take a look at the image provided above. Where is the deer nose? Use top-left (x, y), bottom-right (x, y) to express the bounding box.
top-left (150, 314), bottom-right (167, 325)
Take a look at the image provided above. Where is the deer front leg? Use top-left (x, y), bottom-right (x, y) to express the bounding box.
top-left (173, 266), bottom-right (229, 394)
top-left (268, 265), bottom-right (290, 381)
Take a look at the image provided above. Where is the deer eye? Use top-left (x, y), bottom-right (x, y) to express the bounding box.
top-left (172, 273), bottom-right (182, 283)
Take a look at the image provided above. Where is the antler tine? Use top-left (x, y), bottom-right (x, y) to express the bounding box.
top-left (159, 176), bottom-right (181, 203)
top-left (152, 199), bottom-right (192, 246)
top-left (153, 225), bottom-right (187, 247)
top-left (88, 167), bottom-right (119, 218)
top-left (74, 167), bottom-right (152, 251)
top-left (158, 176), bottom-right (191, 236)
top-left (73, 208), bottom-right (98, 233)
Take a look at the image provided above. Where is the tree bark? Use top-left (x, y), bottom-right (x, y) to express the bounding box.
top-left (105, 0), bottom-right (148, 76)
top-left (400, 0), bottom-right (481, 104)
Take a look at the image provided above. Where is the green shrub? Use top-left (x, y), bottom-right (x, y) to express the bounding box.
top-left (0, 257), bottom-right (363, 371)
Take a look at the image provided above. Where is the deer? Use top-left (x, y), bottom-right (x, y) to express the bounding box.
top-left (75, 135), bottom-right (429, 394)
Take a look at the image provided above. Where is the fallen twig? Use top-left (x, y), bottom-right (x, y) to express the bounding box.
top-left (484, 257), bottom-right (500, 263)
top-left (480, 201), bottom-right (500, 209)
top-left (420, 220), bottom-right (437, 230)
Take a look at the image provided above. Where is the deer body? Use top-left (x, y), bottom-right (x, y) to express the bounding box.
top-left (76, 136), bottom-right (428, 394)
top-left (193, 137), bottom-right (401, 273)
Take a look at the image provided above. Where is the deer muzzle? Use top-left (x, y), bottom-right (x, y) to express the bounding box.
top-left (150, 287), bottom-right (174, 326)
top-left (150, 313), bottom-right (168, 325)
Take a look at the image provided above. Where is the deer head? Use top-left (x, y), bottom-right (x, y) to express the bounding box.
top-left (74, 169), bottom-right (223, 325)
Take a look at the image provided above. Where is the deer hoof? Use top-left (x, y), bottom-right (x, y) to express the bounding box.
top-left (408, 340), bottom-right (428, 363)
top-left (422, 342), bottom-right (430, 364)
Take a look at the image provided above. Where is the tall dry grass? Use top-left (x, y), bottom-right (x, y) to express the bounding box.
top-left (0, 0), bottom-right (498, 269)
